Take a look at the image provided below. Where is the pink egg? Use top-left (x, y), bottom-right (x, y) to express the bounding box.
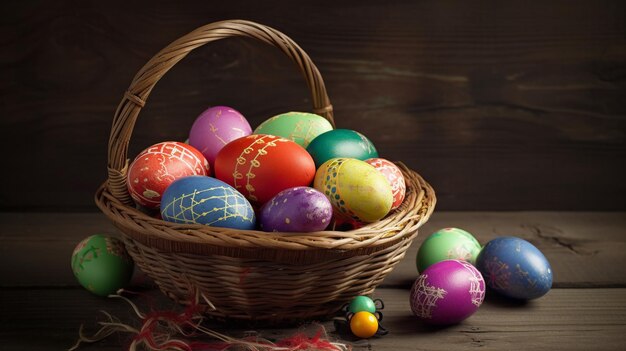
top-left (409, 260), bottom-right (485, 325)
top-left (188, 106), bottom-right (252, 171)
top-left (365, 158), bottom-right (406, 210)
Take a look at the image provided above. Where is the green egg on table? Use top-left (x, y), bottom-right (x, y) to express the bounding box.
top-left (306, 129), bottom-right (378, 168)
top-left (416, 227), bottom-right (482, 273)
top-left (349, 296), bottom-right (377, 313)
top-left (71, 234), bottom-right (134, 296)
top-left (254, 111), bottom-right (333, 148)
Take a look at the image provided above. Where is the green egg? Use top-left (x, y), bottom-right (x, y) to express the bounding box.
top-left (349, 296), bottom-right (376, 313)
top-left (71, 234), bottom-right (134, 296)
top-left (416, 227), bottom-right (482, 273)
top-left (306, 129), bottom-right (378, 168)
top-left (254, 112), bottom-right (333, 148)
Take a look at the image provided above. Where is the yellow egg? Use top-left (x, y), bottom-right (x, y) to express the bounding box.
top-left (314, 158), bottom-right (393, 223)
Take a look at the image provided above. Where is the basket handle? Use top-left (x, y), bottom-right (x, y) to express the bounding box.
top-left (106, 19), bottom-right (334, 205)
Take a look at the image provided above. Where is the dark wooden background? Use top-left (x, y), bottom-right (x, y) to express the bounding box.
top-left (1, 0), bottom-right (625, 211)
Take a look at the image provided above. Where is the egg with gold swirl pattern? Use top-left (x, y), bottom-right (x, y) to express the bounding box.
top-left (214, 134), bottom-right (316, 206)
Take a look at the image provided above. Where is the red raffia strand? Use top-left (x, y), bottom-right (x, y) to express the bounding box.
top-left (69, 289), bottom-right (350, 351)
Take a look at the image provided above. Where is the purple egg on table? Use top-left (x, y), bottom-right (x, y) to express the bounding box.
top-left (259, 186), bottom-right (332, 232)
top-left (410, 260), bottom-right (486, 325)
top-left (188, 106), bottom-right (252, 171)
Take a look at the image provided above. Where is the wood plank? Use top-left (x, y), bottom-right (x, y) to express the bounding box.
top-left (1, 0), bottom-right (625, 211)
top-left (383, 211), bottom-right (626, 288)
top-left (369, 288), bottom-right (626, 351)
top-left (1, 287), bottom-right (624, 350)
top-left (0, 213), bottom-right (119, 288)
top-left (1, 212), bottom-right (625, 288)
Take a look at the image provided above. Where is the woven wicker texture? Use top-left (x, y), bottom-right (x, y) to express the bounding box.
top-left (95, 19), bottom-right (436, 323)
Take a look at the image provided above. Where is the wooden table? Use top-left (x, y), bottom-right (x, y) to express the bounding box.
top-left (2, 212), bottom-right (625, 350)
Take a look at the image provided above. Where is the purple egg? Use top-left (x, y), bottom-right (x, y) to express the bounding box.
top-left (410, 260), bottom-right (485, 325)
top-left (188, 106), bottom-right (252, 171)
top-left (259, 187), bottom-right (332, 232)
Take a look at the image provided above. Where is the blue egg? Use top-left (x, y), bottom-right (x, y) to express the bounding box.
top-left (476, 236), bottom-right (552, 300)
top-left (160, 176), bottom-right (256, 230)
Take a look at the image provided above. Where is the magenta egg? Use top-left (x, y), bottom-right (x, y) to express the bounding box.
top-left (409, 260), bottom-right (485, 325)
top-left (188, 106), bottom-right (252, 171)
top-left (259, 186), bottom-right (332, 232)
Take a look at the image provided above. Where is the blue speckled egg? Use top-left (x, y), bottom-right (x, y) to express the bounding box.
top-left (259, 186), bottom-right (332, 232)
top-left (476, 236), bottom-right (552, 300)
top-left (160, 176), bottom-right (256, 230)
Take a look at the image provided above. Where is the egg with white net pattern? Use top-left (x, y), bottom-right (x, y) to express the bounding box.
top-left (126, 141), bottom-right (210, 209)
top-left (410, 260), bottom-right (485, 325)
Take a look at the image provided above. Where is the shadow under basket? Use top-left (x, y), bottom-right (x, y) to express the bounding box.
top-left (94, 19), bottom-right (436, 324)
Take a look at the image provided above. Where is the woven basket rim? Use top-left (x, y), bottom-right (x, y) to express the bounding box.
top-left (95, 162), bottom-right (436, 258)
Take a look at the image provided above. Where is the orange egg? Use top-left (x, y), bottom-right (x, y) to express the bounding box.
top-left (214, 134), bottom-right (316, 205)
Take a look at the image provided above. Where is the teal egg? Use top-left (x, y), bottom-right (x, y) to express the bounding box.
top-left (349, 296), bottom-right (376, 313)
top-left (306, 129), bottom-right (378, 168)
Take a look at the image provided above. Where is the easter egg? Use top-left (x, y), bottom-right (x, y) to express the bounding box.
top-left (188, 106), bottom-right (252, 170)
top-left (254, 111), bottom-right (333, 148)
top-left (71, 235), bottom-right (134, 297)
top-left (306, 129), bottom-right (378, 168)
top-left (365, 158), bottom-right (406, 210)
top-left (410, 260), bottom-right (485, 325)
top-left (476, 236), bottom-right (552, 300)
top-left (127, 141), bottom-right (210, 209)
top-left (160, 176), bottom-right (256, 229)
top-left (350, 311), bottom-right (379, 339)
top-left (416, 227), bottom-right (482, 273)
top-left (214, 134), bottom-right (316, 205)
top-left (314, 158), bottom-right (392, 223)
top-left (348, 296), bottom-right (376, 314)
top-left (259, 186), bottom-right (332, 232)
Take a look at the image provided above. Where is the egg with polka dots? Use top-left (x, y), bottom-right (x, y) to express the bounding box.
top-left (314, 158), bottom-right (393, 223)
top-left (259, 186), bottom-right (332, 232)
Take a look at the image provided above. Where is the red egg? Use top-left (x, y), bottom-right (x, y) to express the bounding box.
top-left (214, 134), bottom-right (316, 205)
top-left (127, 141), bottom-right (209, 208)
top-left (365, 158), bottom-right (406, 210)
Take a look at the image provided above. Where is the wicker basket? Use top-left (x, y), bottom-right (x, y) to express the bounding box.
top-left (95, 19), bottom-right (436, 323)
